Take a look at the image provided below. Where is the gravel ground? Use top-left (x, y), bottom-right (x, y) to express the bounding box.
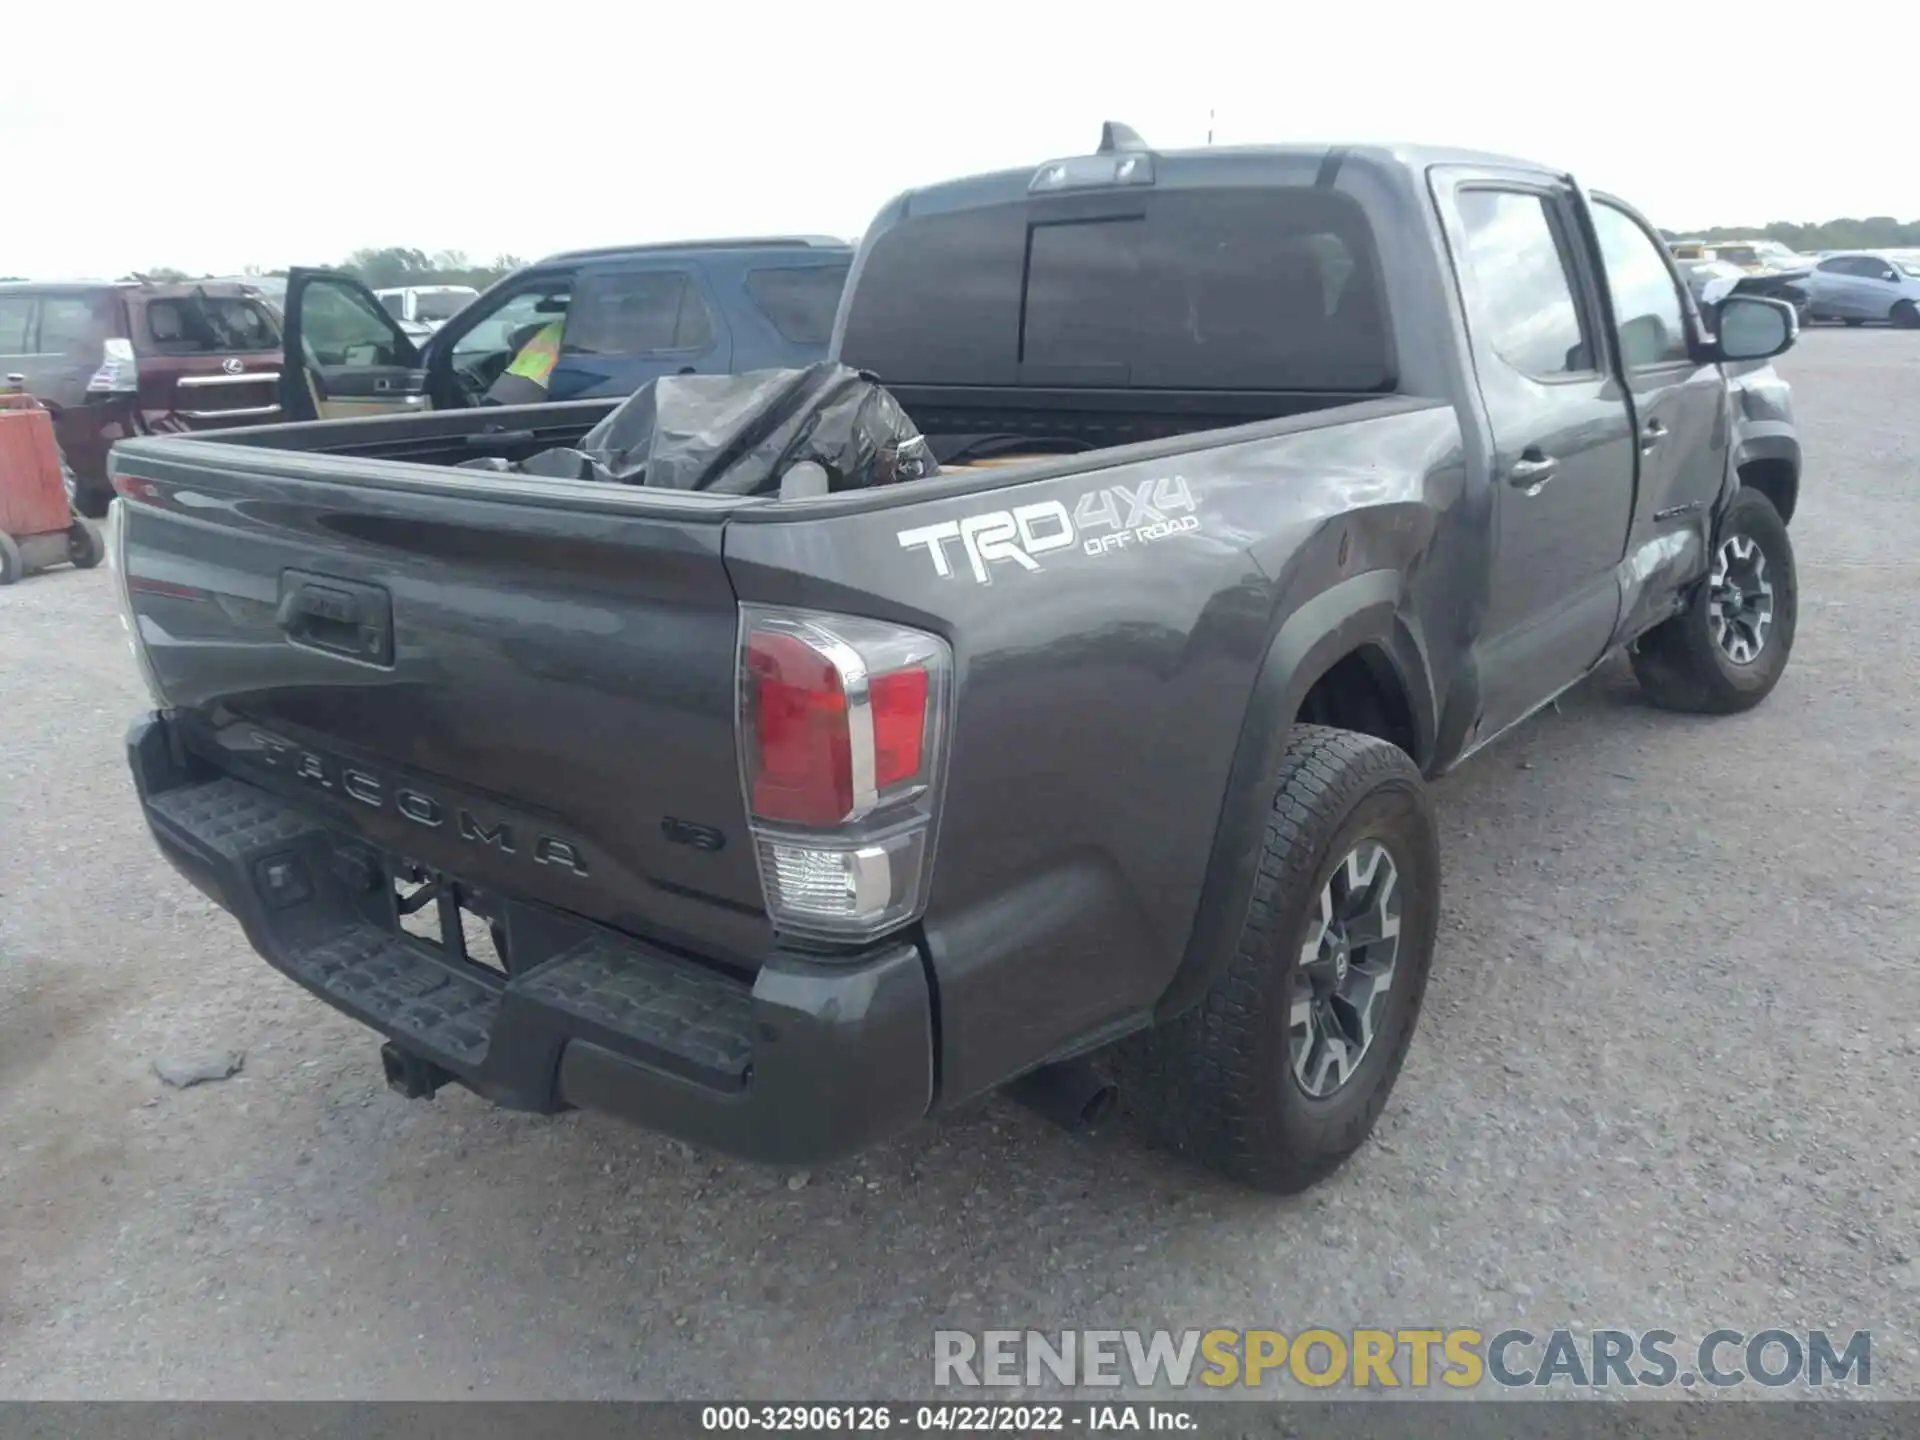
top-left (2, 328), bottom-right (1917, 1402)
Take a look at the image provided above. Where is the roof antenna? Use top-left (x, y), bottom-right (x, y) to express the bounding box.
top-left (1098, 121), bottom-right (1150, 154)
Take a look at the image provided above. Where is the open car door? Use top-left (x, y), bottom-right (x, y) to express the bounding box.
top-left (279, 268), bottom-right (427, 422)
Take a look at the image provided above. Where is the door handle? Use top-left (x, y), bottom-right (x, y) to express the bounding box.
top-left (1507, 451), bottom-right (1557, 493)
top-left (1640, 419), bottom-right (1668, 453)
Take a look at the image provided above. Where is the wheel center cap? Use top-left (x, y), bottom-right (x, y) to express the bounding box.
top-left (1331, 939), bottom-right (1350, 984)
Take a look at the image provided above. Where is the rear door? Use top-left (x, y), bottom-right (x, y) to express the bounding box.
top-left (546, 263), bottom-right (732, 401)
top-left (279, 268), bottom-right (425, 422)
top-left (1849, 254), bottom-right (1907, 322)
top-left (1820, 256), bottom-right (1884, 319)
top-left (1432, 170), bottom-right (1638, 742)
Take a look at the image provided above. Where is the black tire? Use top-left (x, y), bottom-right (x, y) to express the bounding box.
top-left (1893, 300), bottom-right (1920, 330)
top-left (67, 518), bottom-right (104, 569)
top-left (1630, 488), bottom-right (1797, 715)
top-left (1117, 726), bottom-right (1440, 1193)
top-left (70, 479), bottom-right (112, 520)
top-left (0, 532), bottom-right (21, 585)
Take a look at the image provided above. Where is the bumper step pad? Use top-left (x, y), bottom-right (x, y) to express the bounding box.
top-left (144, 777), bottom-right (752, 1091)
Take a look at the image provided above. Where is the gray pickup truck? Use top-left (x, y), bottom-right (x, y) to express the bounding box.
top-left (112, 129), bottom-right (1802, 1193)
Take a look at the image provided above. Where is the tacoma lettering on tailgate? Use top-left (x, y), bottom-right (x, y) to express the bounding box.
top-left (249, 730), bottom-right (590, 877)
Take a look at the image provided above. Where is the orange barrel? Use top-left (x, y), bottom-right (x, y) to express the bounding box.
top-left (0, 390), bottom-right (74, 540)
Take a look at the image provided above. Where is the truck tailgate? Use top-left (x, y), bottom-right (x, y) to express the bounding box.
top-left (113, 447), bottom-right (771, 961)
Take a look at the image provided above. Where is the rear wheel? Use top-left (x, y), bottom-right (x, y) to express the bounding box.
top-left (67, 518), bottom-right (104, 569)
top-left (1118, 726), bottom-right (1440, 1193)
top-left (0, 533), bottom-right (22, 585)
top-left (1893, 300), bottom-right (1920, 329)
top-left (1631, 488), bottom-right (1796, 714)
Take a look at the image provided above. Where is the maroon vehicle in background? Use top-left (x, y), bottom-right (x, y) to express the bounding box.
top-left (0, 280), bottom-right (283, 516)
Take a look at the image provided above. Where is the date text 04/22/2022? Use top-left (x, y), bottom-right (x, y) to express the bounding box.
top-left (698, 1403), bottom-right (1195, 1432)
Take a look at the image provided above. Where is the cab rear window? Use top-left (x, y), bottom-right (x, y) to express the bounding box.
top-left (839, 186), bottom-right (1393, 392)
top-left (142, 295), bottom-right (281, 355)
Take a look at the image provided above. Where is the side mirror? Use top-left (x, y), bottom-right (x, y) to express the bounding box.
top-left (1882, 269), bottom-right (1899, 283)
top-left (1717, 295), bottom-right (1797, 362)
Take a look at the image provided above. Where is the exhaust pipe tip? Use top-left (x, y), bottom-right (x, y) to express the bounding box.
top-left (1004, 1057), bottom-right (1118, 1134)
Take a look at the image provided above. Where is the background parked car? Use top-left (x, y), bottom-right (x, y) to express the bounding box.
top-left (1671, 238), bottom-right (1815, 273)
top-left (1678, 258), bottom-right (1810, 321)
top-left (276, 236), bottom-right (854, 422)
top-left (0, 279), bottom-right (285, 516)
top-left (1800, 251), bottom-right (1920, 327)
top-left (373, 284), bottom-right (479, 343)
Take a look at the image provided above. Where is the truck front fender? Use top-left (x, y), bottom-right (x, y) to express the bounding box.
top-left (1732, 421), bottom-right (1800, 526)
top-left (1154, 569), bottom-right (1432, 1023)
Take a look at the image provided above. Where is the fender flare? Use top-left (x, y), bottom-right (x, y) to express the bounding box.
top-left (1154, 569), bottom-right (1432, 1021)
top-left (1731, 422), bottom-right (1800, 526)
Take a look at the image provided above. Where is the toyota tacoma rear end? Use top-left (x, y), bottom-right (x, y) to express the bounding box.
top-left (112, 128), bottom-right (1801, 1191)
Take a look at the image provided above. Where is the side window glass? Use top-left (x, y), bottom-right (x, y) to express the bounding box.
top-left (1453, 189), bottom-right (1593, 379)
top-left (37, 297), bottom-right (102, 355)
top-left (0, 297), bottom-right (36, 353)
top-left (453, 288), bottom-right (568, 360)
top-left (744, 265), bottom-right (848, 345)
top-left (562, 270), bottom-right (713, 356)
top-left (301, 280), bottom-right (404, 366)
top-left (1591, 203), bottom-right (1691, 368)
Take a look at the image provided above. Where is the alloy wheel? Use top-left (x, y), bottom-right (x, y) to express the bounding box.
top-left (1289, 840), bottom-right (1403, 1098)
top-left (1709, 533), bottom-right (1774, 666)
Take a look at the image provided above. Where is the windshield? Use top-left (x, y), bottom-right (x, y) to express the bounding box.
top-left (1688, 261), bottom-right (1744, 282)
top-left (142, 293), bottom-right (282, 354)
top-left (415, 288), bottom-right (477, 323)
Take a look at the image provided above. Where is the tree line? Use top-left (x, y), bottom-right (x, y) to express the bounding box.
top-left (99, 247), bottom-right (528, 290)
top-left (1662, 219), bottom-right (1920, 250)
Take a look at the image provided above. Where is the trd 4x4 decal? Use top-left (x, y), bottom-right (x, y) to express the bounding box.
top-left (897, 476), bottom-right (1198, 585)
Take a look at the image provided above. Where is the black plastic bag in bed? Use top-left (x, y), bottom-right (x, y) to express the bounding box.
top-left (502, 363), bottom-right (938, 495)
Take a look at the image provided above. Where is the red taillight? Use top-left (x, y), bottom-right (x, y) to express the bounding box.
top-left (737, 607), bottom-right (951, 940)
top-left (870, 667), bottom-right (928, 790)
top-left (747, 629), bottom-right (854, 827)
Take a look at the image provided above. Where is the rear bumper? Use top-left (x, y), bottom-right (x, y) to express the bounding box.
top-left (128, 713), bottom-right (935, 1165)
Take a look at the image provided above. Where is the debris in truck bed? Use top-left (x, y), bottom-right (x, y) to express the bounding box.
top-left (462, 362), bottom-right (938, 497)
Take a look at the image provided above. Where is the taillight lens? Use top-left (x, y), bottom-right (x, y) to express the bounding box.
top-left (739, 607), bottom-right (951, 941)
top-left (109, 499), bottom-right (170, 706)
top-left (87, 338), bottom-right (139, 395)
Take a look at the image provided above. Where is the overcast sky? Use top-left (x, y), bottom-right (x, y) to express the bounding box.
top-left (2, 1), bottom-right (1896, 280)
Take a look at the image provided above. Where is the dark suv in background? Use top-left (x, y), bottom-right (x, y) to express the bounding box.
top-left (0, 280), bottom-right (284, 516)
top-left (277, 236), bottom-right (854, 423)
